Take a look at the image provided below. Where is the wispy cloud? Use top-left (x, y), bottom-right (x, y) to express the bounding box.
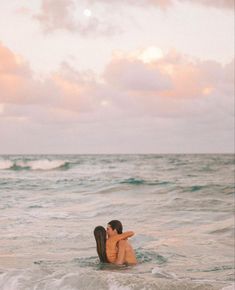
top-left (31, 0), bottom-right (233, 35)
top-left (34, 0), bottom-right (77, 32)
top-left (88, 0), bottom-right (234, 10)
top-left (33, 0), bottom-right (121, 35)
top-left (181, 0), bottom-right (234, 10)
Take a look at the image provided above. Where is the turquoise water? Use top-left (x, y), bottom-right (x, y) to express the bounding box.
top-left (0, 154), bottom-right (234, 289)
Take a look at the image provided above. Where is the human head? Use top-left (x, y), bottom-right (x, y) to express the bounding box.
top-left (107, 220), bottom-right (123, 235)
top-left (94, 226), bottom-right (108, 263)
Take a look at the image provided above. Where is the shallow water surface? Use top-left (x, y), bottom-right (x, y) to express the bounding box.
top-left (0, 154), bottom-right (234, 289)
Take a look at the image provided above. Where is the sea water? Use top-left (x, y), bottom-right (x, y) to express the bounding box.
top-left (0, 154), bottom-right (234, 290)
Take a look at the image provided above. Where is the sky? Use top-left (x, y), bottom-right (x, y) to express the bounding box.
top-left (0, 0), bottom-right (234, 154)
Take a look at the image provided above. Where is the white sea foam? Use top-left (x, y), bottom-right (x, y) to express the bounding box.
top-left (0, 154), bottom-right (234, 290)
top-left (221, 284), bottom-right (235, 290)
top-left (27, 159), bottom-right (67, 170)
top-left (0, 270), bottom-right (25, 290)
top-left (0, 159), bottom-right (68, 170)
top-left (108, 281), bottom-right (131, 290)
top-left (152, 266), bottom-right (177, 279)
top-left (0, 160), bottom-right (13, 169)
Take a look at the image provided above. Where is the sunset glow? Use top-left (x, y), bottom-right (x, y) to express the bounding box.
top-left (138, 46), bottom-right (163, 63)
top-left (83, 9), bottom-right (92, 17)
top-left (0, 0), bottom-right (233, 153)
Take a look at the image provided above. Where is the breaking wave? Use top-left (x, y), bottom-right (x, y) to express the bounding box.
top-left (0, 159), bottom-right (70, 171)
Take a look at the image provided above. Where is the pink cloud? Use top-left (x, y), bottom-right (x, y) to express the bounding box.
top-left (104, 58), bottom-right (172, 93)
top-left (0, 43), bottom-right (97, 112)
top-left (98, 49), bottom-right (234, 123)
top-left (0, 43), bottom-right (233, 153)
top-left (0, 43), bottom-right (35, 104)
top-left (102, 50), bottom-right (219, 101)
top-left (51, 62), bottom-right (99, 113)
top-left (0, 42), bottom-right (233, 127)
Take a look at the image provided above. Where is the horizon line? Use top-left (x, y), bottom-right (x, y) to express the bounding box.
top-left (0, 152), bottom-right (234, 155)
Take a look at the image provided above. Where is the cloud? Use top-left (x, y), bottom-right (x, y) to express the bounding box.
top-left (0, 43), bottom-right (105, 127)
top-left (180, 0), bottom-right (234, 10)
top-left (34, 0), bottom-right (76, 32)
top-left (87, 0), bottom-right (233, 10)
top-left (104, 57), bottom-right (172, 92)
top-left (33, 0), bottom-right (121, 35)
top-left (50, 62), bottom-right (100, 113)
top-left (30, 0), bottom-right (233, 37)
top-left (102, 48), bottom-right (234, 103)
top-left (0, 42), bottom-right (99, 111)
top-left (0, 42), bottom-right (233, 132)
top-left (87, 0), bottom-right (173, 9)
top-left (0, 42), bottom-right (70, 108)
top-left (0, 43), bottom-right (233, 153)
top-left (97, 48), bottom-right (234, 140)
top-left (0, 42), bottom-right (36, 104)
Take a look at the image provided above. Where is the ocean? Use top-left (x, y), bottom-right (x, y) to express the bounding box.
top-left (0, 154), bottom-right (234, 290)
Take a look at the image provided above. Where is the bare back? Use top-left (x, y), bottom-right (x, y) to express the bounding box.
top-left (106, 231), bottom-right (134, 263)
top-left (116, 239), bottom-right (137, 265)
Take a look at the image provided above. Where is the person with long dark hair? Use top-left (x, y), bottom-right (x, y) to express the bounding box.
top-left (94, 226), bottom-right (108, 263)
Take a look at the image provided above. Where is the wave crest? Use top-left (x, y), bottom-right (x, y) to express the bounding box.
top-left (0, 160), bottom-right (14, 170)
top-left (28, 160), bottom-right (68, 170)
top-left (0, 159), bottom-right (70, 171)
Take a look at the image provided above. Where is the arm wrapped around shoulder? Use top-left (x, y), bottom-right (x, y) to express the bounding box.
top-left (116, 231), bottom-right (134, 241)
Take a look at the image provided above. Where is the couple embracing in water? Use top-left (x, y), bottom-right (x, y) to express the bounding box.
top-left (94, 220), bottom-right (137, 265)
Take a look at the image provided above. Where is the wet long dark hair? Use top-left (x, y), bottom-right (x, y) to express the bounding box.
top-left (94, 226), bottom-right (108, 263)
